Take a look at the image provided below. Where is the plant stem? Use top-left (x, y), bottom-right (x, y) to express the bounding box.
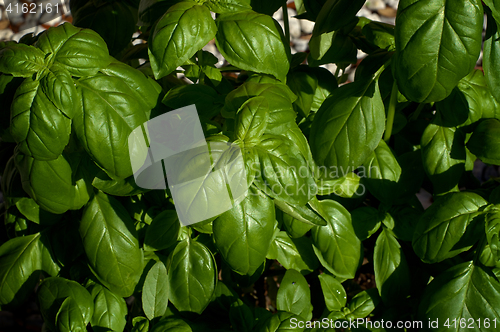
top-left (282, 4), bottom-right (290, 42)
top-left (410, 102), bottom-right (425, 121)
top-left (384, 80), bottom-right (399, 142)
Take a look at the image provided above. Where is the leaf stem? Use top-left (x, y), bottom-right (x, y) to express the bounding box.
top-left (282, 4), bottom-right (290, 42)
top-left (384, 80), bottom-right (399, 142)
top-left (410, 102), bottom-right (425, 121)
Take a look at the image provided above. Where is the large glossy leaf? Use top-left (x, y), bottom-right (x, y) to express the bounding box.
top-left (313, 0), bottom-right (365, 35)
top-left (222, 81), bottom-right (296, 135)
top-left (213, 187), bottom-right (275, 275)
top-left (55, 297), bottom-right (88, 332)
top-left (88, 283), bottom-right (127, 332)
top-left (37, 277), bottom-right (94, 332)
top-left (72, 1), bottom-right (138, 55)
top-left (276, 269), bottom-right (312, 320)
top-left (486, 206), bottom-right (500, 260)
top-left (350, 206), bottom-right (382, 241)
top-left (318, 273), bottom-right (346, 312)
top-left (467, 119), bottom-right (500, 165)
top-left (266, 231), bottom-right (319, 273)
top-left (167, 239), bottom-right (216, 314)
top-left (0, 43), bottom-right (47, 77)
top-left (418, 262), bottom-right (500, 331)
top-left (234, 96), bottom-right (269, 146)
top-left (205, 0), bottom-right (252, 13)
top-left (311, 200), bottom-right (361, 278)
top-left (421, 123), bottom-right (466, 194)
top-left (394, 0), bottom-right (483, 102)
top-left (484, 10), bottom-right (500, 103)
top-left (0, 234), bottom-right (41, 307)
top-left (310, 79), bottom-right (385, 176)
top-left (15, 151), bottom-right (91, 214)
top-left (374, 228), bottom-right (410, 303)
top-left (10, 77), bottom-right (71, 160)
top-left (252, 135), bottom-right (316, 205)
top-left (74, 64), bottom-right (153, 179)
top-left (80, 191), bottom-right (143, 297)
top-left (149, 2), bottom-right (217, 79)
top-left (215, 11), bottom-right (290, 82)
top-left (35, 23), bottom-right (110, 77)
top-left (287, 65), bottom-right (337, 118)
top-left (144, 210), bottom-right (180, 252)
top-left (142, 261), bottom-right (169, 320)
top-left (413, 192), bottom-right (488, 263)
top-left (362, 139), bottom-right (402, 204)
top-left (345, 288), bottom-right (381, 319)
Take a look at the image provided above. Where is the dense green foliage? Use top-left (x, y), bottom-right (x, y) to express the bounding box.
top-left (1, 0), bottom-right (500, 331)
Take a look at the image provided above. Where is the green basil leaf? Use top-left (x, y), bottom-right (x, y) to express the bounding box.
top-left (350, 206), bottom-right (383, 241)
top-left (418, 262), bottom-right (500, 329)
top-left (362, 139), bottom-right (402, 204)
top-left (274, 199), bottom-right (327, 227)
top-left (72, 1), bottom-right (138, 55)
top-left (35, 23), bottom-right (110, 77)
top-left (486, 206), bottom-right (500, 260)
top-left (223, 81), bottom-right (296, 135)
top-left (88, 283), bottom-right (127, 332)
top-left (309, 30), bottom-right (358, 65)
top-left (142, 261), bottom-right (169, 320)
top-left (0, 43), bottom-right (47, 77)
top-left (132, 316), bottom-right (150, 332)
top-left (313, 0), bottom-right (365, 35)
top-left (394, 0), bottom-right (483, 102)
top-left (267, 231), bottom-right (319, 273)
top-left (234, 96), bottom-right (269, 145)
top-left (149, 2), bottom-right (217, 79)
top-left (0, 233), bottom-right (41, 308)
top-left (80, 191), bottom-right (143, 297)
top-left (151, 317), bottom-right (192, 332)
top-left (311, 200), bottom-right (361, 279)
top-left (467, 119), bottom-right (500, 165)
top-left (55, 297), bottom-right (88, 332)
top-left (318, 273), bottom-right (346, 312)
top-left (374, 228), bottom-right (410, 303)
top-left (258, 311), bottom-right (305, 331)
top-left (412, 192), bottom-right (488, 263)
top-left (230, 301), bottom-right (255, 332)
top-left (215, 11), bottom-right (290, 82)
top-left (40, 64), bottom-right (77, 118)
top-left (287, 65), bottom-right (337, 118)
top-left (74, 65), bottom-right (151, 179)
top-left (37, 277), bottom-right (93, 332)
top-left (144, 210), bottom-right (180, 252)
top-left (280, 209), bottom-right (314, 238)
top-left (15, 151), bottom-right (90, 214)
top-left (205, 0), bottom-right (252, 13)
top-left (15, 197), bottom-right (61, 225)
top-left (277, 269), bottom-right (312, 320)
top-left (310, 79), bottom-right (385, 175)
top-left (421, 123), bottom-right (466, 195)
top-left (484, 0), bottom-right (500, 25)
top-left (214, 187), bottom-right (275, 275)
top-left (162, 84), bottom-right (222, 120)
top-left (483, 11), bottom-right (500, 104)
top-left (10, 77), bottom-right (71, 161)
top-left (92, 171), bottom-right (148, 197)
top-left (362, 21), bottom-right (395, 51)
top-left (252, 135), bottom-right (316, 205)
top-left (167, 239), bottom-right (216, 314)
top-left (345, 288), bottom-right (381, 320)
